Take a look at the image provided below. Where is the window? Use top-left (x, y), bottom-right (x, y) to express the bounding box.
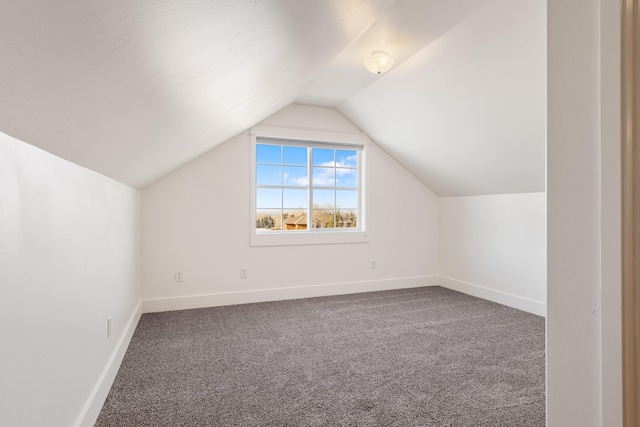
top-left (250, 127), bottom-right (369, 246)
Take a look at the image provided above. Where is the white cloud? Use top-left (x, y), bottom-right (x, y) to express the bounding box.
top-left (283, 172), bottom-right (308, 186)
top-left (313, 155), bottom-right (357, 186)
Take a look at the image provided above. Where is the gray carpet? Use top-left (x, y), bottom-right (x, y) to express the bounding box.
top-left (96, 286), bottom-right (545, 426)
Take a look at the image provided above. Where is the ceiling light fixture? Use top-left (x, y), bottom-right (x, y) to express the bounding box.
top-left (364, 50), bottom-right (395, 75)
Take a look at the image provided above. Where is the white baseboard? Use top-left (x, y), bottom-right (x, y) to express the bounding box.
top-left (142, 274), bottom-right (546, 316)
top-left (436, 276), bottom-right (546, 317)
top-left (75, 300), bottom-right (142, 427)
top-left (143, 276), bottom-right (441, 313)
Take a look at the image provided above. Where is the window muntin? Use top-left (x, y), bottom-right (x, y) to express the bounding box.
top-left (255, 138), bottom-right (361, 233)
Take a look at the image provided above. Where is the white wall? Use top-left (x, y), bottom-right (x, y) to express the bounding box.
top-left (547, 0), bottom-right (622, 425)
top-left (0, 132), bottom-right (142, 427)
top-left (141, 105), bottom-right (440, 311)
top-left (599, 0), bottom-right (622, 424)
top-left (547, 0), bottom-right (601, 419)
top-left (439, 193), bottom-right (546, 316)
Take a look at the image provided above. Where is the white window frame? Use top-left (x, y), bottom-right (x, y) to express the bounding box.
top-left (250, 125), bottom-right (370, 247)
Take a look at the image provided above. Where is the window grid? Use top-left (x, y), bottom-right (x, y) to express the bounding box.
top-left (256, 140), bottom-right (360, 232)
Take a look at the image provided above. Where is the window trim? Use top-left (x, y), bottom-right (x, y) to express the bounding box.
top-left (250, 125), bottom-right (370, 247)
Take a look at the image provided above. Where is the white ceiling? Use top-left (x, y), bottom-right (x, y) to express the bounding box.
top-left (0, 0), bottom-right (394, 188)
top-left (296, 0), bottom-right (489, 107)
top-left (340, 0), bottom-right (546, 196)
top-left (0, 0), bottom-right (545, 195)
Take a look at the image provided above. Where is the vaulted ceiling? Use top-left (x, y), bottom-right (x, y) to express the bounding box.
top-left (0, 0), bottom-right (545, 195)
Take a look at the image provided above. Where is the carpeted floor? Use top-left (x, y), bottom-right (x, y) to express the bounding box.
top-left (96, 286), bottom-right (545, 426)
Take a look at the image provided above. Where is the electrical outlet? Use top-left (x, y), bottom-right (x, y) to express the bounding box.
top-left (107, 316), bottom-right (112, 339)
top-left (371, 259), bottom-right (377, 269)
top-left (175, 271), bottom-right (184, 282)
top-left (240, 267), bottom-right (248, 278)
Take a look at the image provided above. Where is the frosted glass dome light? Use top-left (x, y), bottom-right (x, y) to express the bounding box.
top-left (364, 50), bottom-right (395, 75)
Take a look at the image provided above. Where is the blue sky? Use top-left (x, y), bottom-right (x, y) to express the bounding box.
top-left (256, 144), bottom-right (358, 210)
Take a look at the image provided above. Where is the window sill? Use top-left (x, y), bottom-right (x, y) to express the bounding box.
top-left (250, 230), bottom-right (369, 247)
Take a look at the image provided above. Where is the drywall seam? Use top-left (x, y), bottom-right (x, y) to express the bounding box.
top-left (437, 276), bottom-right (546, 316)
top-left (75, 300), bottom-right (142, 427)
top-left (142, 276), bottom-right (441, 313)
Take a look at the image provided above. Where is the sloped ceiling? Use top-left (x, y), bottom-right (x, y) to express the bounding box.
top-left (296, 0), bottom-right (489, 107)
top-left (0, 0), bottom-right (394, 188)
top-left (340, 0), bottom-right (546, 196)
top-left (0, 0), bottom-right (545, 195)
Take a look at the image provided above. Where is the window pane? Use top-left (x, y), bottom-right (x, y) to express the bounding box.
top-left (312, 209), bottom-right (334, 229)
top-left (313, 189), bottom-right (334, 208)
top-left (283, 166), bottom-right (308, 186)
top-left (312, 148), bottom-right (334, 166)
top-left (283, 189), bottom-right (308, 209)
top-left (256, 165), bottom-right (282, 186)
top-left (283, 146), bottom-right (307, 166)
top-left (336, 210), bottom-right (357, 228)
top-left (336, 168), bottom-right (357, 187)
top-left (336, 150), bottom-right (357, 168)
top-left (256, 144), bottom-right (281, 164)
top-left (312, 167), bottom-right (335, 186)
top-left (283, 211), bottom-right (308, 231)
top-left (256, 210), bottom-right (281, 230)
top-left (256, 188), bottom-right (281, 209)
top-left (254, 140), bottom-right (363, 235)
top-left (336, 190), bottom-right (357, 209)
